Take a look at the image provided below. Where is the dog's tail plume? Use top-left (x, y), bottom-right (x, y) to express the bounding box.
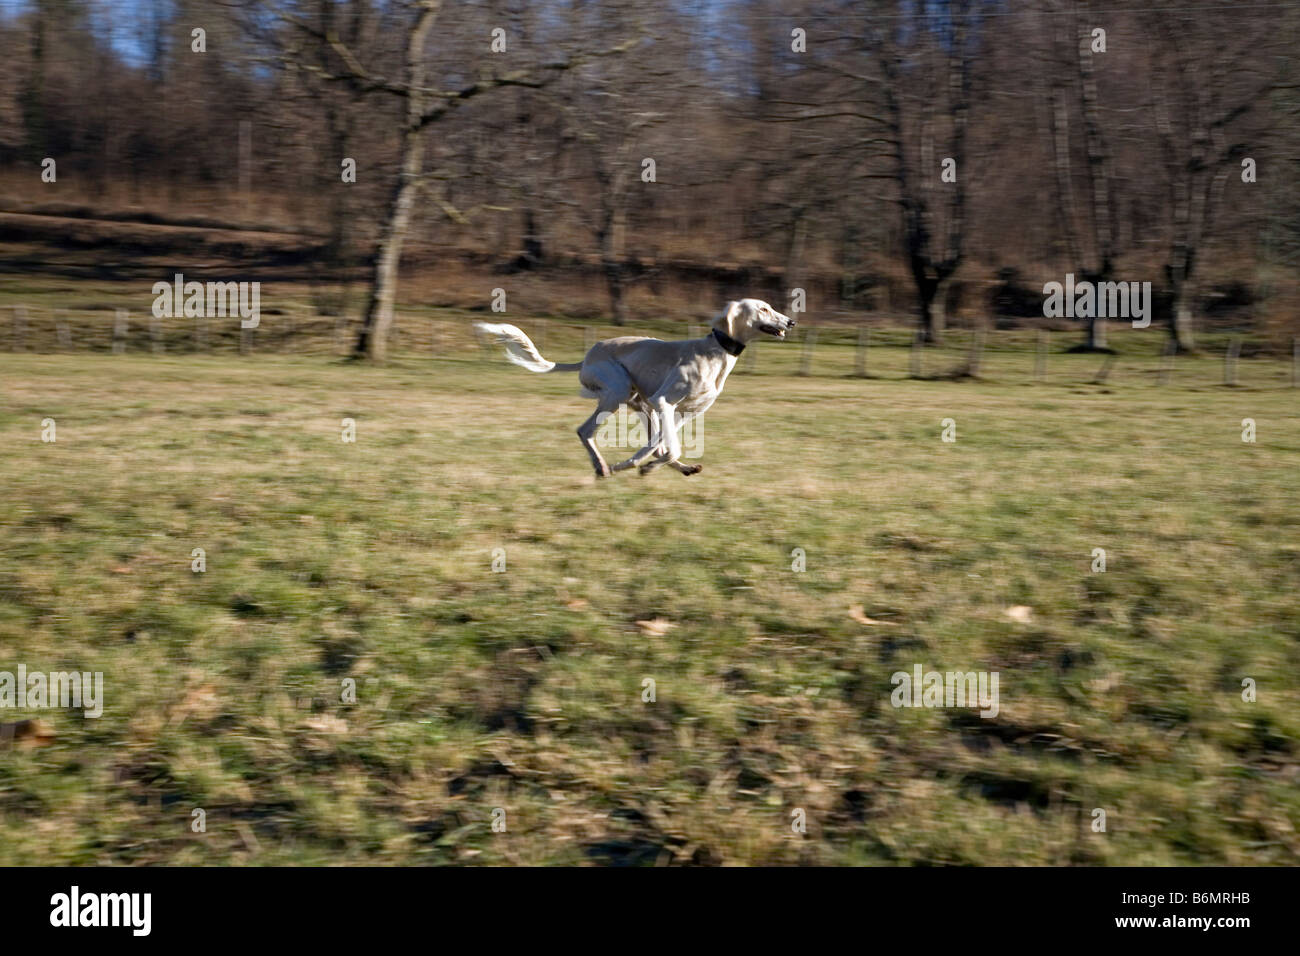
top-left (473, 322), bottom-right (581, 373)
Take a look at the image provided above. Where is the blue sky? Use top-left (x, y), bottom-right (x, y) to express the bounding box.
top-left (0, 0), bottom-right (161, 65)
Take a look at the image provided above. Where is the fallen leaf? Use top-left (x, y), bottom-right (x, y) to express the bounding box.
top-left (1005, 605), bottom-right (1034, 623)
top-left (0, 719), bottom-right (56, 749)
top-left (635, 618), bottom-right (674, 636)
top-left (849, 605), bottom-right (897, 626)
top-left (303, 715), bottom-right (348, 735)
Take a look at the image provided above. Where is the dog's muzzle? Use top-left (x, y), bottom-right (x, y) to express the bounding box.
top-left (764, 315), bottom-right (795, 338)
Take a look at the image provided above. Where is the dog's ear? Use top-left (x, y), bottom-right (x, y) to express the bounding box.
top-left (714, 300), bottom-right (743, 338)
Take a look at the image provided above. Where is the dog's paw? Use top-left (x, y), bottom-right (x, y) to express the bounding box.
top-left (637, 463), bottom-right (656, 476)
top-left (680, 464), bottom-right (703, 476)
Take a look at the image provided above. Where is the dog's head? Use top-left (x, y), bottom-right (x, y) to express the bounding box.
top-left (715, 299), bottom-right (797, 342)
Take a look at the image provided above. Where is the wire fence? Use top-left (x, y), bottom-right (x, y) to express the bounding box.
top-left (6, 303), bottom-right (1299, 389)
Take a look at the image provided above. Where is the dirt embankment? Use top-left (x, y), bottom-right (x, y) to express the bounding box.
top-left (0, 207), bottom-right (331, 280)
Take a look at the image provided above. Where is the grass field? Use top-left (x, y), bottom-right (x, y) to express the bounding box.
top-left (1, 317), bottom-right (1298, 865)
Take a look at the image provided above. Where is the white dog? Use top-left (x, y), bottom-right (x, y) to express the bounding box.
top-left (475, 299), bottom-right (795, 477)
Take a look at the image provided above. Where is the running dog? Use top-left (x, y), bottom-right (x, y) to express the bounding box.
top-left (474, 298), bottom-right (795, 477)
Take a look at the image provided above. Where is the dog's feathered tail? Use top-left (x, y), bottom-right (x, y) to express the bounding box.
top-left (473, 322), bottom-right (583, 373)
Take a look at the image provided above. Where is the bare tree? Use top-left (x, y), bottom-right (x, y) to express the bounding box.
top-left (1144, 4), bottom-right (1285, 351)
top-left (273, 0), bottom-right (632, 359)
top-left (1040, 2), bottom-right (1120, 351)
top-left (875, 0), bottom-right (974, 344)
top-left (548, 5), bottom-right (682, 325)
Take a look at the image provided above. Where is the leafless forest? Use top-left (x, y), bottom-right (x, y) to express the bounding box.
top-left (3, 2), bottom-right (1300, 877)
top-left (0, 0), bottom-right (1297, 358)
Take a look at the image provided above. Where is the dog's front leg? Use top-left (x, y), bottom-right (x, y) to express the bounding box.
top-left (639, 408), bottom-right (703, 476)
top-left (640, 455), bottom-right (702, 477)
top-left (635, 408), bottom-right (669, 475)
top-left (611, 400), bottom-right (673, 472)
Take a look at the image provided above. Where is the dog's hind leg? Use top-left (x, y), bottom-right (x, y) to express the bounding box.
top-left (577, 406), bottom-right (614, 478)
top-left (576, 361), bottom-right (632, 478)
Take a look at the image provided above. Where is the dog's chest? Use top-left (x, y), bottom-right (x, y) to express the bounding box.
top-left (677, 361), bottom-right (732, 417)
top-left (677, 389), bottom-right (719, 418)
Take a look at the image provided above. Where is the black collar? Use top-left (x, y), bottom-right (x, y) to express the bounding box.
top-left (711, 327), bottom-right (746, 356)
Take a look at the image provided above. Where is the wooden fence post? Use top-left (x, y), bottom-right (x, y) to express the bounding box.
top-left (12, 305), bottom-right (26, 352)
top-left (968, 327), bottom-right (985, 378)
top-left (1224, 336), bottom-right (1241, 386)
top-left (910, 332), bottom-right (923, 378)
top-left (56, 311), bottom-right (72, 351)
top-left (113, 310), bottom-right (128, 354)
top-left (1158, 341), bottom-right (1176, 385)
top-left (798, 326), bottom-right (817, 376)
top-left (855, 327), bottom-right (869, 377)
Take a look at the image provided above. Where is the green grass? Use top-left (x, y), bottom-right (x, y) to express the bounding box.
top-left (0, 325), bottom-right (1297, 865)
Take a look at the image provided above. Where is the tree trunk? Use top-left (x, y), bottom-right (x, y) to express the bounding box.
top-left (785, 211), bottom-right (808, 295)
top-left (1166, 232), bottom-right (1197, 352)
top-left (22, 4), bottom-right (46, 161)
top-left (1169, 277), bottom-right (1195, 352)
top-left (354, 128), bottom-right (425, 360)
top-left (604, 260), bottom-right (627, 326)
top-left (1085, 313), bottom-right (1107, 350)
top-left (917, 274), bottom-right (948, 345)
top-left (599, 204), bottom-right (628, 325)
top-left (520, 207), bottom-right (543, 268)
top-left (351, 1), bottom-right (440, 361)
